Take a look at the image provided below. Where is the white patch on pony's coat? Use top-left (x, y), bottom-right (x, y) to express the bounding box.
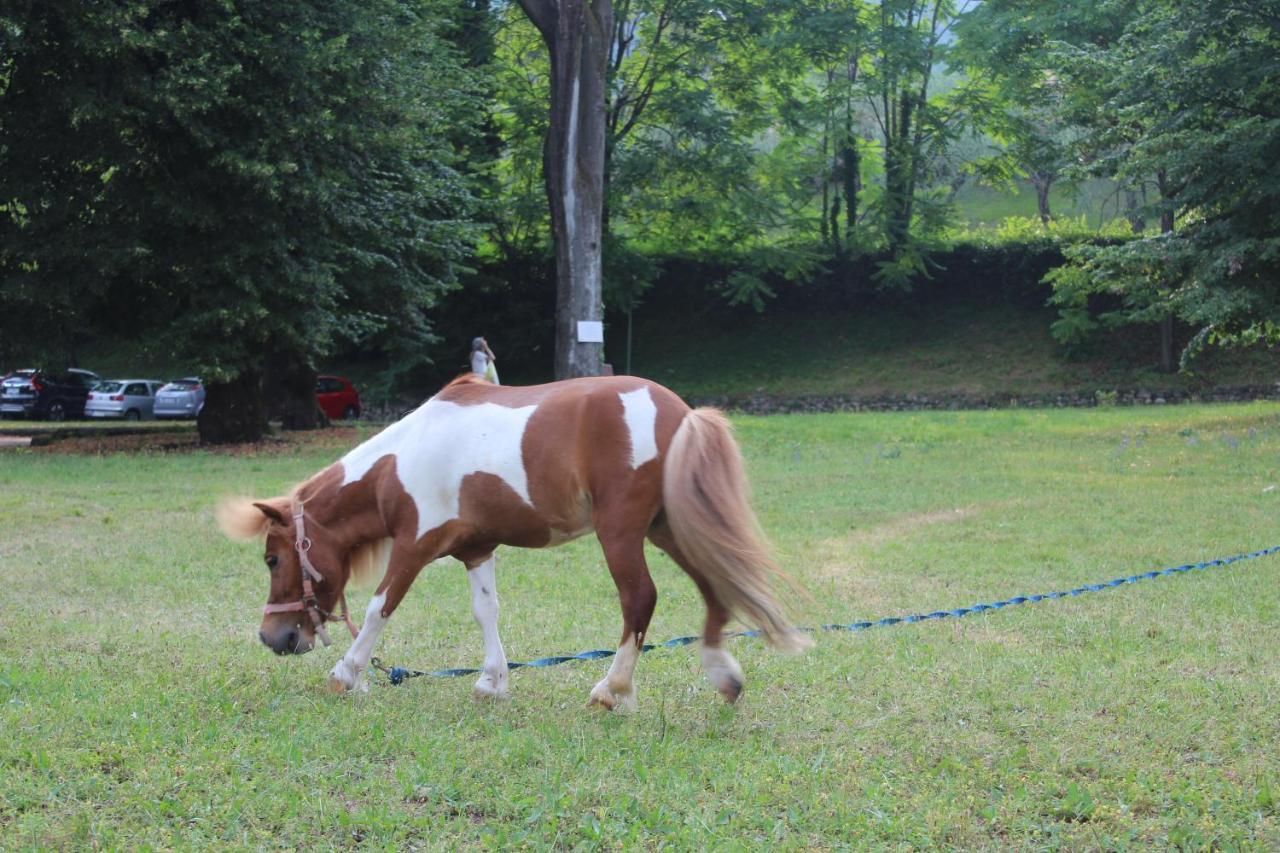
top-left (619, 387), bottom-right (658, 469)
top-left (339, 399), bottom-right (538, 540)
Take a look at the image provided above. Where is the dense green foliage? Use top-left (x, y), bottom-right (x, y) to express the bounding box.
top-left (2, 0), bottom-right (1276, 400)
top-left (1, 1), bottom-right (478, 397)
top-left (1043, 1), bottom-right (1280, 363)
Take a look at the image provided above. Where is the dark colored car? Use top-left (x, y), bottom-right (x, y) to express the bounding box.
top-left (153, 377), bottom-right (206, 419)
top-left (316, 375), bottom-right (361, 420)
top-left (0, 368), bottom-right (101, 420)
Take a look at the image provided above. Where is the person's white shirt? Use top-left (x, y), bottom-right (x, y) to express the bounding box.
top-left (471, 350), bottom-right (499, 383)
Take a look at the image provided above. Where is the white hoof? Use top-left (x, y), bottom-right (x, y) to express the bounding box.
top-left (701, 646), bottom-right (745, 703)
top-left (588, 677), bottom-right (637, 713)
top-left (326, 658), bottom-right (367, 695)
top-left (473, 670), bottom-right (509, 700)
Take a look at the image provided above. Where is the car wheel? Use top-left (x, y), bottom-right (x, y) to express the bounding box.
top-left (47, 401), bottom-right (66, 422)
top-left (125, 409), bottom-right (141, 422)
top-left (342, 405), bottom-right (359, 420)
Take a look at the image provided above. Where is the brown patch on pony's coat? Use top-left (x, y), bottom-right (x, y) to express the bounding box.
top-left (663, 408), bottom-right (811, 652)
top-left (457, 472), bottom-right (553, 548)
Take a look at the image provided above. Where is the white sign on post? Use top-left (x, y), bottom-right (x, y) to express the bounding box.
top-left (576, 320), bottom-right (604, 343)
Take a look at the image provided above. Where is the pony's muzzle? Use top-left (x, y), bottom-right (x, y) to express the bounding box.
top-left (259, 625), bottom-right (312, 656)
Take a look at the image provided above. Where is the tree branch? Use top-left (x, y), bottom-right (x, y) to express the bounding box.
top-left (516, 0), bottom-right (557, 41)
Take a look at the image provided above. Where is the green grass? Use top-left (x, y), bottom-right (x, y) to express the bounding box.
top-left (3, 405), bottom-right (1280, 848)
top-left (953, 179), bottom-right (1121, 228)
top-left (0, 420), bottom-right (196, 437)
top-left (629, 301), bottom-right (1277, 401)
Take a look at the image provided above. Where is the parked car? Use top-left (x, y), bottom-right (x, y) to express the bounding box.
top-left (316, 375), bottom-right (362, 420)
top-left (153, 377), bottom-right (205, 420)
top-left (0, 368), bottom-right (100, 420)
top-left (85, 379), bottom-right (165, 420)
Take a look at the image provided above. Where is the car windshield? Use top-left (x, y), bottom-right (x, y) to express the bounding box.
top-left (164, 380), bottom-right (200, 390)
top-left (96, 382), bottom-right (124, 394)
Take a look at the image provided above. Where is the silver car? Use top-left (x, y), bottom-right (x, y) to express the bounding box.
top-left (153, 377), bottom-right (205, 419)
top-left (85, 379), bottom-right (165, 420)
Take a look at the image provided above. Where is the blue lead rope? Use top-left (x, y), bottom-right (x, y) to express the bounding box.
top-left (370, 544), bottom-right (1280, 686)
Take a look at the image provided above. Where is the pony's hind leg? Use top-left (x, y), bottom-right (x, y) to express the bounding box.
top-left (466, 553), bottom-right (510, 699)
top-left (589, 527), bottom-right (657, 713)
top-left (649, 521), bottom-right (744, 703)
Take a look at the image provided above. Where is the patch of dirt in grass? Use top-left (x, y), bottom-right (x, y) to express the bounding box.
top-left (846, 506), bottom-right (979, 549)
top-left (817, 504), bottom-right (978, 572)
top-left (813, 504), bottom-right (999, 605)
top-left (31, 428), bottom-right (362, 456)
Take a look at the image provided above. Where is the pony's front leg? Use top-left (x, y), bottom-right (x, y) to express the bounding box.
top-left (327, 592), bottom-right (392, 695)
top-left (328, 551), bottom-right (427, 695)
top-left (466, 554), bottom-right (509, 699)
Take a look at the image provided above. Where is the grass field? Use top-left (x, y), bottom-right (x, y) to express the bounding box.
top-left (3, 404), bottom-right (1279, 848)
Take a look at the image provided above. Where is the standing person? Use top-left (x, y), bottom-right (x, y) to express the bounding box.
top-left (470, 337), bottom-right (499, 384)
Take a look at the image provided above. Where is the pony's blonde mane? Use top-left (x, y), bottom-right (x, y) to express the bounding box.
top-left (219, 474), bottom-right (388, 586)
top-left (347, 537), bottom-right (392, 587)
top-left (216, 495), bottom-right (287, 541)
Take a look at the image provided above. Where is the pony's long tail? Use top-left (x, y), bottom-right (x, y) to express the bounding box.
top-left (663, 408), bottom-right (810, 653)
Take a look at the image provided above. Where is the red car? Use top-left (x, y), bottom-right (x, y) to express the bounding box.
top-left (316, 375), bottom-right (362, 420)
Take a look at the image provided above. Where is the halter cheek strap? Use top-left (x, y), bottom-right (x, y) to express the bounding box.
top-left (261, 505), bottom-right (360, 647)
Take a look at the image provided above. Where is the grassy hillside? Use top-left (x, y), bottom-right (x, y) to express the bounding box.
top-left (622, 300), bottom-right (1276, 402)
top-left (46, 297), bottom-right (1277, 406)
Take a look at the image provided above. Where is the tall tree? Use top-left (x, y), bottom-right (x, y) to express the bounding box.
top-left (517, 0), bottom-right (612, 379)
top-left (767, 0), bottom-right (870, 255)
top-left (1047, 0), bottom-right (1280, 367)
top-left (866, 0), bottom-right (969, 253)
top-left (0, 0), bottom-right (478, 441)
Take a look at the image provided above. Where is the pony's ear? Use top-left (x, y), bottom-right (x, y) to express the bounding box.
top-left (252, 501), bottom-right (290, 528)
top-left (216, 497), bottom-right (284, 541)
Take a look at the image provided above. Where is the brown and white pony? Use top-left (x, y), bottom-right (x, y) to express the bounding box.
top-left (218, 374), bottom-right (806, 710)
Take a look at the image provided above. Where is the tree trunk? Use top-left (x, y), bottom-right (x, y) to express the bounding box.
top-left (1157, 170), bottom-right (1176, 373)
top-left (1032, 173), bottom-right (1052, 226)
top-left (1125, 188), bottom-right (1145, 233)
top-left (198, 369), bottom-right (266, 445)
top-left (263, 345), bottom-right (324, 431)
top-left (829, 187), bottom-right (842, 253)
top-left (520, 0), bottom-right (612, 379)
top-left (820, 85), bottom-right (831, 248)
top-left (841, 138), bottom-right (858, 245)
top-left (1159, 313), bottom-right (1175, 373)
top-left (884, 92), bottom-right (914, 253)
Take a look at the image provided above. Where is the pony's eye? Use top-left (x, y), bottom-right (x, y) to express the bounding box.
top-left (265, 555), bottom-right (279, 570)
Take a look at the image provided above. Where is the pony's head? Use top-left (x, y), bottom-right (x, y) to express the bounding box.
top-left (217, 495), bottom-right (352, 655)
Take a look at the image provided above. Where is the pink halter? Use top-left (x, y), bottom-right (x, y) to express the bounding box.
top-left (261, 504), bottom-right (360, 646)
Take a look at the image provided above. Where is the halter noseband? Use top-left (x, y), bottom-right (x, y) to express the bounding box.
top-left (261, 504), bottom-right (360, 647)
